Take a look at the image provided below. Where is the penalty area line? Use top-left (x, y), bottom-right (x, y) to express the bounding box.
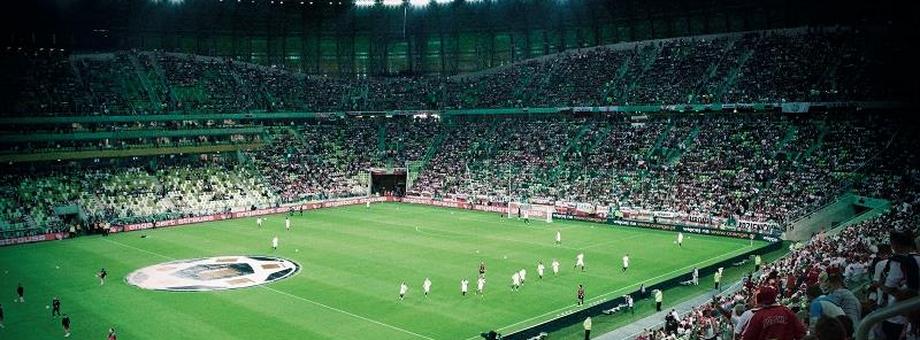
top-left (101, 238), bottom-right (435, 340)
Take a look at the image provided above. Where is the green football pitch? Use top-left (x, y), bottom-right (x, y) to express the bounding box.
top-left (0, 202), bottom-right (765, 339)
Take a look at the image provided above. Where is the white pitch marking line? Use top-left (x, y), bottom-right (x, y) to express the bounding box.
top-left (261, 286), bottom-right (435, 340)
top-left (103, 238), bottom-right (435, 340)
top-left (102, 238), bottom-right (174, 260)
top-left (464, 245), bottom-right (751, 340)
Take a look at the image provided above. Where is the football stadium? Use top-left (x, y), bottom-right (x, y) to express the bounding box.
top-left (0, 0), bottom-right (918, 339)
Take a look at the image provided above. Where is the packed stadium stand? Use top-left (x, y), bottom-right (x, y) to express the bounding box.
top-left (0, 2), bottom-right (918, 335)
top-left (0, 28), bottom-right (908, 116)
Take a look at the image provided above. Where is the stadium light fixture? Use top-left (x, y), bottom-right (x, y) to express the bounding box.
top-left (382, 0), bottom-right (402, 6)
top-left (409, 0), bottom-right (428, 7)
top-left (355, 0), bottom-right (375, 6)
top-left (434, 0), bottom-right (451, 4)
top-left (152, 0), bottom-right (185, 4)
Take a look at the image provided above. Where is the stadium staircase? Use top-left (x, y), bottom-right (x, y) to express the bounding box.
top-left (711, 50), bottom-right (753, 101)
top-left (376, 122), bottom-right (393, 169)
top-left (599, 57), bottom-right (632, 104)
top-left (126, 53), bottom-right (163, 110)
top-left (688, 39), bottom-right (738, 103)
top-left (664, 126), bottom-right (701, 165)
top-left (772, 124), bottom-right (797, 159)
top-left (800, 121), bottom-right (828, 161)
top-left (549, 120), bottom-right (593, 183)
top-left (143, 54), bottom-right (178, 107)
top-left (614, 45), bottom-right (661, 104)
top-left (67, 57), bottom-right (94, 110)
top-left (646, 123), bottom-right (673, 161)
top-left (406, 125), bottom-right (450, 190)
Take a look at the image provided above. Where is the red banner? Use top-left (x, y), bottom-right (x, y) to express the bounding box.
top-left (0, 232), bottom-right (67, 246)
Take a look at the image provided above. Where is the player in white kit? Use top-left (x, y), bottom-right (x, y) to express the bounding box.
top-left (575, 253), bottom-right (585, 271)
top-left (511, 272), bottom-right (521, 291)
top-left (257, 217), bottom-right (263, 228)
top-left (476, 275), bottom-right (485, 295)
top-left (399, 282), bottom-right (408, 300)
top-left (519, 268), bottom-right (527, 285)
top-left (460, 279), bottom-right (469, 296)
top-left (537, 261), bottom-right (545, 279)
top-left (552, 259), bottom-right (560, 276)
top-left (422, 278), bottom-right (432, 297)
top-left (677, 232), bottom-right (684, 247)
top-left (285, 217), bottom-right (291, 231)
top-left (271, 235), bottom-right (279, 251)
top-left (555, 230), bottom-right (562, 245)
top-left (621, 254), bottom-right (630, 272)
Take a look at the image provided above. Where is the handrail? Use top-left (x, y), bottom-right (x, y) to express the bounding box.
top-left (855, 296), bottom-right (920, 340)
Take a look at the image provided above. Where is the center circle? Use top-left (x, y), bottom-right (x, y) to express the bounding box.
top-left (126, 255), bottom-right (300, 292)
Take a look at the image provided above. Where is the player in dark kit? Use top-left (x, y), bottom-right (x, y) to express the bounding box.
top-left (15, 283), bottom-right (23, 303)
top-left (98, 268), bottom-right (108, 286)
top-left (61, 314), bottom-right (71, 337)
top-left (0, 303), bottom-right (5, 328)
top-left (577, 284), bottom-right (585, 306)
top-left (479, 261), bottom-right (486, 276)
top-left (107, 327), bottom-right (117, 340)
top-left (51, 297), bottom-right (61, 317)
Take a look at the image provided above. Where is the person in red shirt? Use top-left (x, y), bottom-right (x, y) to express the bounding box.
top-left (107, 328), bottom-right (117, 340)
top-left (741, 286), bottom-right (806, 340)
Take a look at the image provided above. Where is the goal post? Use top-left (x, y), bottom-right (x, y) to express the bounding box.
top-left (508, 202), bottom-right (554, 223)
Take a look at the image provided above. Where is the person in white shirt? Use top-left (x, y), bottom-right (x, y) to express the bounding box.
top-left (511, 272), bottom-right (521, 291)
top-left (460, 279), bottom-right (469, 296)
top-left (399, 282), bottom-right (408, 300)
top-left (519, 269), bottom-right (527, 285)
top-left (879, 230), bottom-right (920, 339)
top-left (555, 230), bottom-right (562, 246)
top-left (692, 267), bottom-right (699, 285)
top-left (257, 217), bottom-right (263, 228)
top-left (677, 232), bottom-right (684, 247)
top-left (622, 254), bottom-right (630, 272)
top-left (271, 235), bottom-right (279, 251)
top-left (366, 201), bottom-right (370, 208)
top-left (625, 294), bottom-right (635, 314)
top-left (285, 217), bottom-right (291, 231)
top-left (870, 244), bottom-right (891, 308)
top-left (552, 259), bottom-right (560, 276)
top-left (537, 261), bottom-right (545, 279)
top-left (477, 275), bottom-right (486, 295)
top-left (575, 253), bottom-right (585, 272)
top-left (422, 278), bottom-right (432, 297)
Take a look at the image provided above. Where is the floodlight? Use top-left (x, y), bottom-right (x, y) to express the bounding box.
top-left (382, 0), bottom-right (402, 6)
top-left (152, 0), bottom-right (185, 4)
top-left (434, 0), bottom-right (451, 4)
top-left (409, 0), bottom-right (428, 7)
top-left (355, 0), bottom-right (375, 6)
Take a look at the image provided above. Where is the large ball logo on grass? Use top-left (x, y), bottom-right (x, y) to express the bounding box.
top-left (126, 256), bottom-right (300, 292)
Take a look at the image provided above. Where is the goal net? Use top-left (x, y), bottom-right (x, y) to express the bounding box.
top-left (507, 202), bottom-right (554, 223)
